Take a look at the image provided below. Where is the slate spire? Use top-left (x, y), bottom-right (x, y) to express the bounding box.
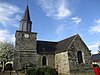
top-left (21, 5), bottom-right (31, 21)
top-left (20, 5), bottom-right (32, 32)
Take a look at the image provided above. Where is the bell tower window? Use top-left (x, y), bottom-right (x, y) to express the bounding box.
top-left (23, 22), bottom-right (27, 31)
top-left (20, 5), bottom-right (32, 32)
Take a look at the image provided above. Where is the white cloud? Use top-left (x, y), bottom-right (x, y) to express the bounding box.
top-left (71, 17), bottom-right (82, 24)
top-left (0, 2), bottom-right (22, 28)
top-left (56, 24), bottom-right (66, 38)
top-left (95, 19), bottom-right (100, 23)
top-left (88, 41), bottom-right (100, 54)
top-left (0, 29), bottom-right (15, 43)
top-left (89, 19), bottom-right (100, 34)
top-left (0, 2), bottom-right (23, 43)
top-left (38, 0), bottom-right (72, 20)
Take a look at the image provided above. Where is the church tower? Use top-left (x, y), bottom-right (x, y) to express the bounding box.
top-left (14, 5), bottom-right (37, 70)
top-left (20, 5), bottom-right (32, 32)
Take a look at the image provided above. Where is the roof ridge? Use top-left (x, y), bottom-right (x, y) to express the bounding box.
top-left (37, 40), bottom-right (58, 43)
top-left (67, 34), bottom-right (78, 49)
top-left (58, 34), bottom-right (78, 42)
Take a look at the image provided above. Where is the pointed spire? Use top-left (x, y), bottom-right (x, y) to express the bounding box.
top-left (21, 5), bottom-right (31, 21)
top-left (20, 5), bottom-right (32, 32)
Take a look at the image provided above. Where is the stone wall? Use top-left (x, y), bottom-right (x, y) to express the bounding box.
top-left (15, 31), bottom-right (37, 51)
top-left (55, 51), bottom-right (70, 74)
top-left (68, 36), bottom-right (93, 74)
top-left (19, 51), bottom-right (37, 67)
top-left (36, 54), bottom-right (55, 68)
top-left (14, 31), bottom-right (37, 70)
top-left (14, 50), bottom-right (37, 70)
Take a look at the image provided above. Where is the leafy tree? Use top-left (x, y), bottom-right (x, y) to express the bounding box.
top-left (0, 41), bottom-right (14, 62)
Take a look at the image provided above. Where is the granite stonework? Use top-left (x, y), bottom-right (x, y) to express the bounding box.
top-left (67, 35), bottom-right (93, 74)
top-left (15, 31), bottom-right (37, 50)
top-left (55, 51), bottom-right (70, 74)
top-left (36, 54), bottom-right (55, 68)
top-left (14, 5), bottom-right (93, 75)
top-left (14, 30), bottom-right (37, 70)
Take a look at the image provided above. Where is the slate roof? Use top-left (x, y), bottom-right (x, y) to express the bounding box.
top-left (21, 5), bottom-right (31, 21)
top-left (37, 41), bottom-right (57, 54)
top-left (92, 54), bottom-right (100, 62)
top-left (56, 34), bottom-right (78, 53)
top-left (37, 34), bottom-right (78, 54)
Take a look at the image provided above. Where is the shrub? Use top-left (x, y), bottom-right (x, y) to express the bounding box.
top-left (27, 66), bottom-right (58, 75)
top-left (27, 67), bottom-right (38, 75)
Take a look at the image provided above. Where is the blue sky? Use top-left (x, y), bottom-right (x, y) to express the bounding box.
top-left (0, 0), bottom-right (100, 54)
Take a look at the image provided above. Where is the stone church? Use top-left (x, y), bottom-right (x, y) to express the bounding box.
top-left (14, 5), bottom-right (93, 74)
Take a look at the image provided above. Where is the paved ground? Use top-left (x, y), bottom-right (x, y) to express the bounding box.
top-left (0, 71), bottom-right (17, 75)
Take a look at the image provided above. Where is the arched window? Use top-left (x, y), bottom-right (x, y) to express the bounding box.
top-left (42, 56), bottom-right (46, 66)
top-left (77, 51), bottom-right (83, 64)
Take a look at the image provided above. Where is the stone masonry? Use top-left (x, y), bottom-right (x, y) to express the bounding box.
top-left (14, 5), bottom-right (93, 75)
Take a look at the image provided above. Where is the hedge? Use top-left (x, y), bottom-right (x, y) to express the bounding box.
top-left (27, 66), bottom-right (58, 75)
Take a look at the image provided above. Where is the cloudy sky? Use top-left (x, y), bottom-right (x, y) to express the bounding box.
top-left (0, 0), bottom-right (100, 54)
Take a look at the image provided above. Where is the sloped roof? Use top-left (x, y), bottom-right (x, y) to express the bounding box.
top-left (37, 34), bottom-right (78, 54)
top-left (56, 34), bottom-right (78, 53)
top-left (92, 54), bottom-right (100, 62)
top-left (21, 5), bottom-right (31, 21)
top-left (37, 41), bottom-right (57, 54)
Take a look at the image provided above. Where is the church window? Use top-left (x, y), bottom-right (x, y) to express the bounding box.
top-left (42, 56), bottom-right (46, 66)
top-left (77, 51), bottom-right (83, 64)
